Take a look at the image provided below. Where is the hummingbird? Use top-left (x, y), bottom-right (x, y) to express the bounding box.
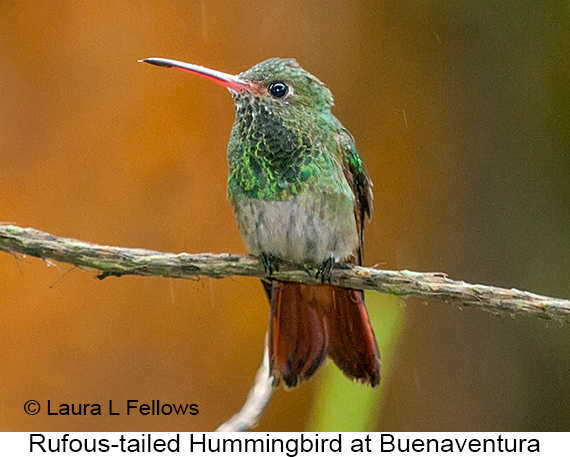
top-left (141, 57), bottom-right (380, 388)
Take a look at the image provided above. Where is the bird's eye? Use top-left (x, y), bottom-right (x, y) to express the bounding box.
top-left (268, 82), bottom-right (289, 98)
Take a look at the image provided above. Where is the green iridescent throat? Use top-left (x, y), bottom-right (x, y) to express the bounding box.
top-left (226, 95), bottom-right (340, 201)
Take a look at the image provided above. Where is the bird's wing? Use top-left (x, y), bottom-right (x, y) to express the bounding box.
top-left (335, 125), bottom-right (373, 266)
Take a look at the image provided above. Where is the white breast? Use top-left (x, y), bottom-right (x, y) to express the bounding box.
top-left (232, 192), bottom-right (358, 265)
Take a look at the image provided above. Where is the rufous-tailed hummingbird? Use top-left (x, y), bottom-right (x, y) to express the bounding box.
top-left (141, 57), bottom-right (380, 388)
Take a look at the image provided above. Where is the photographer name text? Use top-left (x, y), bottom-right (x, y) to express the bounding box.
top-left (25, 400), bottom-right (199, 416)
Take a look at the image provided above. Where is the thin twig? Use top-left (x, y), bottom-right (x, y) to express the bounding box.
top-left (215, 333), bottom-right (275, 432)
top-left (1, 224), bottom-right (569, 320)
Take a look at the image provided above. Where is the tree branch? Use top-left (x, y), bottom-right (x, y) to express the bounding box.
top-left (1, 224), bottom-right (569, 320)
top-left (215, 333), bottom-right (275, 432)
top-left (2, 223), bottom-right (570, 432)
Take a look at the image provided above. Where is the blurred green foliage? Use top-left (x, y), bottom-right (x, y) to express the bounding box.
top-left (310, 293), bottom-right (405, 431)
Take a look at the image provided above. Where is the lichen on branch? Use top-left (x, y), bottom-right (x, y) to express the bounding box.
top-left (1, 224), bottom-right (569, 320)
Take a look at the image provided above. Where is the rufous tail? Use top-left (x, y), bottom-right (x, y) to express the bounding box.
top-left (267, 280), bottom-right (380, 389)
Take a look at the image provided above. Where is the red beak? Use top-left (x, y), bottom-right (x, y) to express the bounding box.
top-left (140, 57), bottom-right (250, 92)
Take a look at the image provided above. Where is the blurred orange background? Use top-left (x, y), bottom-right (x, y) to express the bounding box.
top-left (1, 1), bottom-right (569, 431)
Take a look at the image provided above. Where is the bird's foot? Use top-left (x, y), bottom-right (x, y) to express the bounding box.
top-left (316, 256), bottom-right (335, 284)
top-left (261, 252), bottom-right (280, 277)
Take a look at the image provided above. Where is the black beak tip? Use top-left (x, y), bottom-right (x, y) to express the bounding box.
top-left (139, 58), bottom-right (172, 68)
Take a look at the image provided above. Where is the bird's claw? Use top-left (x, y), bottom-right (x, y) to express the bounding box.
top-left (261, 252), bottom-right (280, 277)
top-left (316, 257), bottom-right (335, 284)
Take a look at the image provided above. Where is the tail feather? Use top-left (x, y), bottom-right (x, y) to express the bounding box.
top-left (269, 281), bottom-right (330, 388)
top-left (328, 288), bottom-right (380, 387)
top-left (268, 280), bottom-right (380, 389)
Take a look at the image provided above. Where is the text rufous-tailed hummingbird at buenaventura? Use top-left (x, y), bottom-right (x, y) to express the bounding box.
top-left (141, 56), bottom-right (380, 388)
